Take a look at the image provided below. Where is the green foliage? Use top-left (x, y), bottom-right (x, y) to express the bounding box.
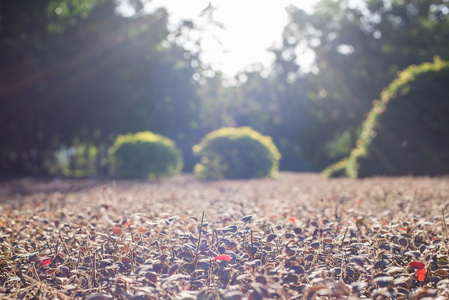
top-left (284, 0), bottom-right (449, 171)
top-left (323, 57), bottom-right (449, 178)
top-left (196, 65), bottom-right (310, 171)
top-left (193, 127), bottom-right (281, 180)
top-left (324, 130), bottom-right (353, 159)
top-left (47, 0), bottom-right (105, 32)
top-left (0, 0), bottom-right (204, 176)
top-left (109, 132), bottom-right (182, 179)
top-left (54, 143), bottom-right (97, 177)
top-left (3, 0), bottom-right (449, 177)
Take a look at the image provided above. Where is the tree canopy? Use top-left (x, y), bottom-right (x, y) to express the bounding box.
top-left (1, 0), bottom-right (449, 177)
top-left (1, 0), bottom-right (201, 175)
top-left (282, 0), bottom-right (449, 169)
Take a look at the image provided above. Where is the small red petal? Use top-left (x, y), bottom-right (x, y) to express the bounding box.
top-left (289, 217), bottom-right (296, 223)
top-left (42, 259), bottom-right (51, 266)
top-left (400, 228), bottom-right (407, 231)
top-left (214, 255), bottom-right (231, 261)
top-left (125, 222), bottom-right (130, 227)
top-left (36, 202), bottom-right (42, 207)
top-left (416, 268), bottom-right (426, 281)
top-left (356, 199), bottom-right (362, 205)
top-left (408, 261), bottom-right (425, 269)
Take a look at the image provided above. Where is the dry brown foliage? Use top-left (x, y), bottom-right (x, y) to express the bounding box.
top-left (1, 173), bottom-right (449, 299)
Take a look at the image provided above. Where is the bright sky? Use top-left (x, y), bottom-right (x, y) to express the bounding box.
top-left (143, 0), bottom-right (319, 78)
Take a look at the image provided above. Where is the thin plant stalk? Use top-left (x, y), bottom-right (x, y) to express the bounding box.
top-left (194, 211), bottom-right (205, 267)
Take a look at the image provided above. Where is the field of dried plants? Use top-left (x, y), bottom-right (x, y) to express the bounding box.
top-left (1, 172), bottom-right (449, 299)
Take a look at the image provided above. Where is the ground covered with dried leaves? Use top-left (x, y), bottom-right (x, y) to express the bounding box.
top-left (1, 172), bottom-right (449, 299)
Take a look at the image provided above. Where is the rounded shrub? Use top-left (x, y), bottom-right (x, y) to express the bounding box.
top-left (109, 131), bottom-right (183, 179)
top-left (193, 127), bottom-right (281, 180)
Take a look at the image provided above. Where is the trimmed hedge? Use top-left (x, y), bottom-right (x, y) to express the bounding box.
top-left (323, 57), bottom-right (449, 178)
top-left (193, 127), bottom-right (281, 180)
top-left (109, 131), bottom-right (183, 179)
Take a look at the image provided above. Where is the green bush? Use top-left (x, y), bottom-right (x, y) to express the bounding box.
top-left (193, 127), bottom-right (281, 180)
top-left (323, 57), bottom-right (449, 178)
top-left (109, 131), bottom-right (183, 179)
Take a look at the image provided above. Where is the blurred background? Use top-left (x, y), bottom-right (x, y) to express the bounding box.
top-left (1, 0), bottom-right (449, 178)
